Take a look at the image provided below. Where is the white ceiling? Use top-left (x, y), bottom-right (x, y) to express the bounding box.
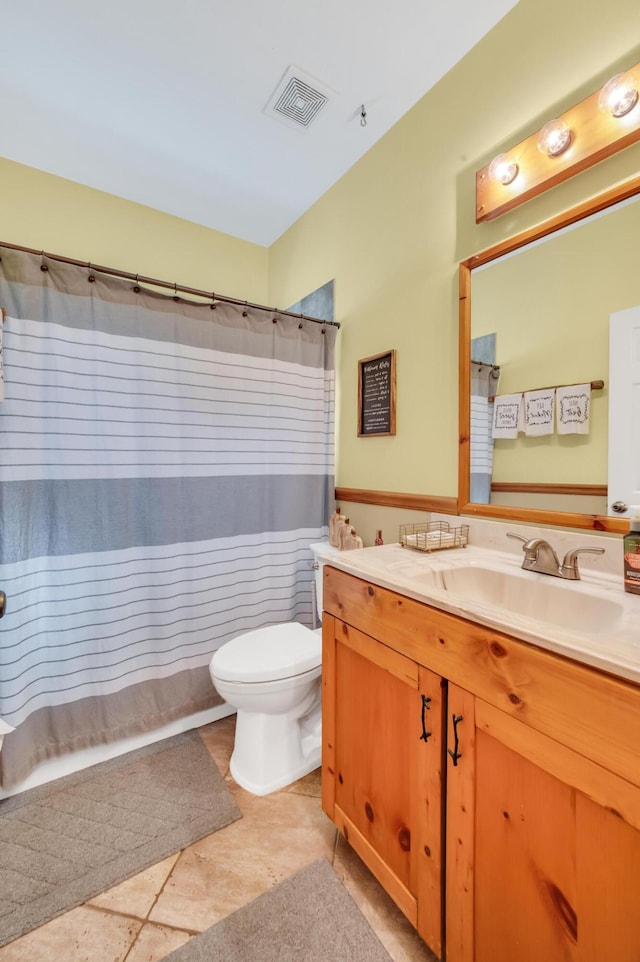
top-left (1, 0), bottom-right (518, 247)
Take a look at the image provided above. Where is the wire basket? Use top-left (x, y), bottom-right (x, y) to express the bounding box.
top-left (399, 521), bottom-right (469, 553)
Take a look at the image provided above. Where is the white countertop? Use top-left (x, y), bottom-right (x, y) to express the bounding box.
top-left (319, 542), bottom-right (640, 686)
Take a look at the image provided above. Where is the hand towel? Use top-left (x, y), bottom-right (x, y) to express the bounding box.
top-left (0, 312), bottom-right (4, 402)
top-left (524, 388), bottom-right (555, 436)
top-left (492, 393), bottom-right (524, 439)
top-left (405, 530), bottom-right (456, 548)
top-left (556, 383), bottom-right (591, 434)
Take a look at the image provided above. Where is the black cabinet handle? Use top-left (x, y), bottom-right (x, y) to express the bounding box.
top-left (419, 694), bottom-right (432, 742)
top-left (447, 713), bottom-right (463, 766)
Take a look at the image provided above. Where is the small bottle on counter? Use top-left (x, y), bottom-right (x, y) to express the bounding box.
top-left (350, 527), bottom-right (364, 550)
top-left (623, 513), bottom-right (640, 594)
top-left (329, 507), bottom-right (343, 547)
top-left (375, 530), bottom-right (384, 545)
top-left (337, 518), bottom-right (350, 550)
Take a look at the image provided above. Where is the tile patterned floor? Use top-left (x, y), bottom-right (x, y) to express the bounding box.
top-left (0, 716), bottom-right (436, 962)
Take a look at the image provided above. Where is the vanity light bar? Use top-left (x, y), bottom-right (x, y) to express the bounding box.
top-left (476, 62), bottom-right (640, 223)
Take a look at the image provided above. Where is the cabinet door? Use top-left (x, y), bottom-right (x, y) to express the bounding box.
top-left (446, 684), bottom-right (640, 962)
top-left (322, 615), bottom-right (444, 957)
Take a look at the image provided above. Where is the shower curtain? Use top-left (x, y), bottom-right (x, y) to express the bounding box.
top-left (470, 361), bottom-right (500, 503)
top-left (0, 248), bottom-right (336, 787)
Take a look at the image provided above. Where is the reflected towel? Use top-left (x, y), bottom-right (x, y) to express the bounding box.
top-left (524, 388), bottom-right (555, 436)
top-left (556, 383), bottom-right (591, 434)
top-left (492, 393), bottom-right (524, 439)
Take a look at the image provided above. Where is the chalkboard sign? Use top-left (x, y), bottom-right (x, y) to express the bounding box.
top-left (358, 350), bottom-right (396, 437)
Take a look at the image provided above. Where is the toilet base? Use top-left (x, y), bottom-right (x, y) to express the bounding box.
top-left (229, 703), bottom-right (321, 796)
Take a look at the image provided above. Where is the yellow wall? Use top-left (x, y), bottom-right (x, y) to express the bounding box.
top-left (268, 0), bottom-right (640, 507)
top-left (0, 157), bottom-right (269, 303)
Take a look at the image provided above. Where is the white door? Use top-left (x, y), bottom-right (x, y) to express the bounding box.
top-left (608, 306), bottom-right (640, 516)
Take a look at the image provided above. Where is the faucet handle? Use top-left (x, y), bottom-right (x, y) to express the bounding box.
top-left (561, 546), bottom-right (605, 580)
top-left (563, 546), bottom-right (605, 563)
top-left (506, 533), bottom-right (527, 546)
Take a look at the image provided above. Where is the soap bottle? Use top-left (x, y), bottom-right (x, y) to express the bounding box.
top-left (329, 507), bottom-right (342, 547)
top-left (337, 518), bottom-right (350, 550)
top-left (623, 513), bottom-right (640, 594)
top-left (375, 530), bottom-right (384, 546)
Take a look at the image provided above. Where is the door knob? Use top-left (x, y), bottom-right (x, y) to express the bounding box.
top-left (0, 591), bottom-right (6, 618)
top-left (611, 501), bottom-right (628, 513)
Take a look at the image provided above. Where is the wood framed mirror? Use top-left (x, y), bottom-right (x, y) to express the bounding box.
top-left (459, 174), bottom-right (640, 533)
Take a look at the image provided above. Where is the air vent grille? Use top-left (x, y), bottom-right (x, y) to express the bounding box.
top-left (273, 77), bottom-right (328, 128)
top-left (265, 66), bottom-right (334, 131)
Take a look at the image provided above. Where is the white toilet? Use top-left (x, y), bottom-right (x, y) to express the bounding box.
top-left (209, 541), bottom-right (338, 796)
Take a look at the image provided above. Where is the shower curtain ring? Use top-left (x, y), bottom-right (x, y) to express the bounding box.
top-left (40, 251), bottom-right (48, 272)
top-left (87, 262), bottom-right (96, 283)
top-left (210, 292), bottom-right (217, 310)
top-left (173, 282), bottom-right (179, 302)
top-left (133, 274), bottom-right (141, 293)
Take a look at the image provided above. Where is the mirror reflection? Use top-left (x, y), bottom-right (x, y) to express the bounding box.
top-left (465, 188), bottom-right (640, 523)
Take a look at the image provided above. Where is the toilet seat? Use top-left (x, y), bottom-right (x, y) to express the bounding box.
top-left (212, 664), bottom-right (322, 700)
top-left (211, 622), bottom-right (320, 684)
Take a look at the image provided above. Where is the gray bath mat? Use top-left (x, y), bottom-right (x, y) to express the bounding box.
top-left (163, 857), bottom-right (393, 961)
top-left (0, 730), bottom-right (240, 946)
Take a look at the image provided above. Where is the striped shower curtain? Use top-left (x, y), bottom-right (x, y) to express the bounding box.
top-left (0, 248), bottom-right (336, 788)
top-left (470, 360), bottom-right (500, 505)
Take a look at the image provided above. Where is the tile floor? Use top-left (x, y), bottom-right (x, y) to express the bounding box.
top-left (0, 716), bottom-right (437, 962)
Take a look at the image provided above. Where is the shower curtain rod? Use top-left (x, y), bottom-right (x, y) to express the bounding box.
top-left (0, 240), bottom-right (340, 330)
top-left (471, 358), bottom-right (500, 370)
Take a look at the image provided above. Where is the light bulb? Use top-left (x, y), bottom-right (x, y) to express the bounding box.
top-left (537, 118), bottom-right (572, 157)
top-left (488, 153), bottom-right (519, 186)
top-left (599, 71), bottom-right (639, 118)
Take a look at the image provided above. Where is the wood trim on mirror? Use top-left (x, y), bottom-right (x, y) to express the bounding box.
top-left (459, 175), bottom-right (640, 534)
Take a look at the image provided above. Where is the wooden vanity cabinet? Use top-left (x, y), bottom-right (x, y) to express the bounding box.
top-left (446, 682), bottom-right (640, 962)
top-left (321, 600), bottom-right (445, 956)
top-left (322, 565), bottom-right (640, 962)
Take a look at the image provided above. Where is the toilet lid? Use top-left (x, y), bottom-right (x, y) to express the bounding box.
top-left (211, 622), bottom-right (321, 683)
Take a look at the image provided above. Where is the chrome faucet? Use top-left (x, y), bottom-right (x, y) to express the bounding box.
top-left (507, 533), bottom-right (604, 580)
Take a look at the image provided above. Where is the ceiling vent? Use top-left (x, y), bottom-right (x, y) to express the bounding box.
top-left (265, 66), bottom-right (334, 131)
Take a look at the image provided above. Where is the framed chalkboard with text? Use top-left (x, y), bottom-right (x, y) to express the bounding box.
top-left (357, 350), bottom-right (396, 437)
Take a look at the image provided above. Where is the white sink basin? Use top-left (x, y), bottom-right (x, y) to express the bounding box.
top-left (411, 563), bottom-right (624, 635)
top-left (322, 542), bottom-right (640, 684)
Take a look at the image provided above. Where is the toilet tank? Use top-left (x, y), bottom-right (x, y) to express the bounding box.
top-left (309, 542), bottom-right (340, 622)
